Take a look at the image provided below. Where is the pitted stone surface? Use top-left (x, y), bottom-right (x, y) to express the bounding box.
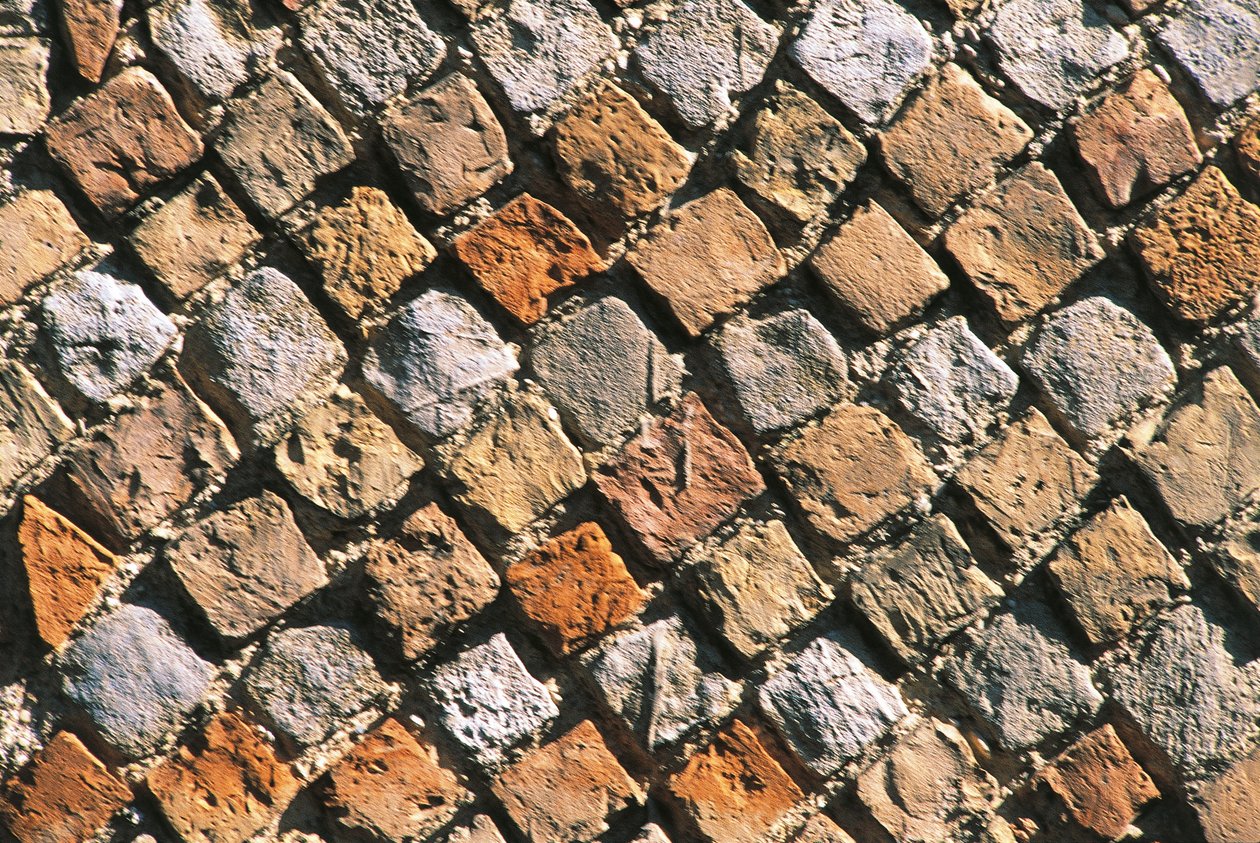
top-left (0, 732), bottom-right (131, 843)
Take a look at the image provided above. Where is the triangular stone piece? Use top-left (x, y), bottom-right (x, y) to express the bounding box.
top-left (59, 0), bottom-right (123, 82)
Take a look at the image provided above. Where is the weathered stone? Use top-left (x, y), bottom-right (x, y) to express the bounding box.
top-left (851, 514), bottom-right (1001, 667)
top-left (1239, 118), bottom-right (1260, 187)
top-left (19, 496), bottom-right (116, 649)
top-left (580, 615), bottom-right (740, 750)
top-left (470, 0), bottom-right (614, 113)
top-left (790, 0), bottom-right (931, 124)
top-left (148, 0), bottom-right (252, 102)
top-left (181, 267), bottom-right (346, 440)
top-left (506, 522), bottom-right (646, 656)
top-left (634, 0), bottom-right (776, 129)
top-left (759, 633), bottom-right (907, 776)
top-left (945, 163), bottom-right (1101, 325)
top-left (382, 73), bottom-right (512, 217)
top-left (1023, 296), bottom-right (1176, 441)
top-left (886, 316), bottom-right (1019, 445)
top-left (244, 624), bottom-right (387, 748)
top-left (0, 189), bottom-right (87, 307)
top-left (954, 408), bottom-right (1097, 547)
top-left (552, 82), bottom-right (690, 218)
top-left (44, 67), bottom-right (202, 217)
top-left (148, 712), bottom-right (299, 843)
top-left (429, 633), bottom-right (559, 768)
top-left (165, 490), bottom-right (327, 640)
top-left (0, 361), bottom-right (73, 494)
top-left (1198, 741), bottom-right (1260, 843)
top-left (493, 720), bottom-right (642, 843)
top-left (881, 63), bottom-right (1032, 217)
top-left (298, 0), bottom-right (443, 115)
top-left (444, 816), bottom-right (507, 843)
top-left (129, 174), bottom-right (260, 301)
top-left (811, 201), bottom-right (949, 337)
top-left (770, 403), bottom-right (935, 544)
top-left (0, 731), bottom-right (130, 843)
top-left (39, 269), bottom-right (176, 402)
top-left (216, 71), bottom-right (353, 217)
top-left (58, 0), bottom-right (119, 82)
top-left (276, 388), bottom-right (423, 520)
top-left (733, 81), bottom-right (865, 224)
top-left (793, 815), bottom-right (855, 843)
top-left (1215, 510), bottom-right (1260, 614)
top-left (324, 718), bottom-right (470, 842)
top-left (363, 503), bottom-right (500, 662)
top-left (1131, 165), bottom-right (1260, 323)
top-left (594, 393), bottom-right (764, 563)
top-left (943, 601), bottom-right (1102, 750)
top-left (437, 389), bottom-right (585, 536)
top-left (1072, 69), bottom-right (1201, 208)
top-left (531, 295), bottom-right (682, 449)
top-left (1136, 366), bottom-right (1260, 529)
top-left (629, 188), bottom-right (784, 337)
top-left (61, 604), bottom-right (214, 757)
top-left (0, 37), bottom-right (47, 133)
top-left (688, 520), bottom-right (832, 660)
top-left (363, 289), bottom-right (518, 441)
top-left (987, 0), bottom-right (1127, 110)
top-left (667, 719), bottom-right (804, 843)
top-left (713, 308), bottom-right (848, 435)
top-left (1158, 0), bottom-right (1260, 107)
top-left (452, 194), bottom-right (601, 325)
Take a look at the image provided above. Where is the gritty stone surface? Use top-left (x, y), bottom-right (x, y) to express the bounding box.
top-left (1157, 0), bottom-right (1260, 107)
top-left (61, 604), bottom-right (214, 758)
top-left (1215, 511), bottom-right (1260, 614)
top-left (1198, 741), bottom-right (1260, 843)
top-left (1239, 119), bottom-right (1260, 187)
top-left (148, 0), bottom-right (252, 102)
top-left (793, 815), bottom-right (854, 843)
top-left (0, 189), bottom-right (87, 307)
top-left (444, 817), bottom-right (508, 843)
top-left (0, 37), bottom-right (48, 134)
top-left (58, 0), bottom-right (118, 82)
top-left (0, 361), bottom-right (73, 494)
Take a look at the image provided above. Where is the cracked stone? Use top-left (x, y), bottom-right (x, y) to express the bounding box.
top-left (0, 189), bottom-right (87, 307)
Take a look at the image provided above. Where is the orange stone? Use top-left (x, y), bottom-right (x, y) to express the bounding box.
top-left (58, 0), bottom-right (122, 82)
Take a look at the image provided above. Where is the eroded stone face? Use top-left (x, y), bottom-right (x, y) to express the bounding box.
top-left (0, 190), bottom-right (87, 307)
top-left (0, 732), bottom-right (131, 843)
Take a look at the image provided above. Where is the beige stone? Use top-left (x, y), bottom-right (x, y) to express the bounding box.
top-left (0, 361), bottom-right (74, 494)
top-left (0, 37), bottom-right (49, 133)
top-left (0, 190), bottom-right (87, 307)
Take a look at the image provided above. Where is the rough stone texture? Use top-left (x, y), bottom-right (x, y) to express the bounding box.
top-left (628, 187), bottom-right (785, 337)
top-left (471, 0), bottom-right (615, 114)
top-left (1131, 165), bottom-right (1260, 323)
top-left (987, 0), bottom-right (1127, 110)
top-left (61, 604), bottom-right (214, 758)
top-left (1135, 366), bottom-right (1260, 530)
top-left (506, 521), bottom-right (646, 656)
top-left (1047, 498), bottom-right (1188, 647)
top-left (324, 718), bottom-right (469, 842)
top-left (945, 163), bottom-right (1102, 325)
top-left (164, 490), bottom-right (327, 640)
top-left (1197, 741), bottom-right (1260, 843)
top-left (759, 633), bottom-right (907, 776)
top-left (881, 63), bottom-right (1032, 217)
top-left (58, 0), bottom-right (119, 82)
top-left (790, 0), bottom-right (931, 125)
top-left (1157, 0), bottom-right (1260, 107)
top-left (429, 633), bottom-right (560, 768)
top-left (1215, 510), bottom-right (1260, 614)
top-left (634, 0), bottom-right (776, 129)
top-left (493, 720), bottom-right (642, 843)
top-left (687, 519), bottom-right (833, 660)
top-left (943, 601), bottom-right (1102, 751)
top-left (298, 186), bottom-right (435, 321)
top-left (19, 495), bottom-right (116, 649)
top-left (275, 388), bottom-right (423, 520)
top-left (445, 817), bottom-right (508, 843)
top-left (770, 403), bottom-right (935, 544)
top-left (0, 361), bottom-right (73, 494)
top-left (0, 37), bottom-right (48, 133)
top-left (580, 615), bottom-right (740, 750)
top-left (148, 0), bottom-right (252, 102)
top-left (298, 0), bottom-right (444, 115)
top-left (0, 731), bottom-right (131, 843)
top-left (712, 308), bottom-right (848, 435)
top-left (1072, 69), bottom-right (1202, 208)
top-left (44, 67), bottom-right (202, 217)
top-left (39, 269), bottom-right (177, 402)
top-left (732, 81), bottom-right (866, 224)
top-left (363, 289), bottom-right (518, 441)
top-left (886, 316), bottom-right (1019, 446)
top-left (243, 624), bottom-right (387, 748)
top-left (850, 514), bottom-right (1001, 667)
top-left (552, 82), bottom-right (690, 219)
top-left (363, 503), bottom-right (500, 662)
top-left (1239, 118), bottom-right (1260, 187)
top-left (216, 70), bottom-right (353, 217)
top-left (0, 189), bottom-right (88, 307)
top-left (809, 200), bottom-right (949, 335)
top-left (452, 193), bottom-right (602, 325)
top-left (1022, 296), bottom-right (1176, 441)
top-left (954, 408), bottom-right (1097, 548)
top-left (793, 815), bottom-right (854, 843)
top-left (147, 712), bottom-right (299, 843)
top-left (531, 295), bottom-right (682, 449)
top-left (382, 73), bottom-right (513, 217)
top-left (666, 719), bottom-right (804, 843)
top-left (594, 393), bottom-right (765, 563)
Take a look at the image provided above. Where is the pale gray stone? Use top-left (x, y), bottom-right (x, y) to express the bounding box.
top-left (1158, 0), bottom-right (1260, 107)
top-left (0, 360), bottom-right (72, 492)
top-left (0, 36), bottom-right (48, 133)
top-left (148, 0), bottom-right (252, 102)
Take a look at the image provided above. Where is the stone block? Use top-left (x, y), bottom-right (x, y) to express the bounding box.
top-left (0, 189), bottom-right (87, 307)
top-left (0, 36), bottom-right (48, 133)
top-left (0, 732), bottom-right (130, 843)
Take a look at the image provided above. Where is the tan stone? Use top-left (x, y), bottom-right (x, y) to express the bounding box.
top-left (628, 187), bottom-right (785, 337)
top-left (1238, 118), bottom-right (1260, 188)
top-left (793, 814), bottom-right (855, 843)
top-left (810, 200), bottom-right (949, 335)
top-left (0, 38), bottom-right (49, 133)
top-left (1131, 165), bottom-right (1260, 322)
top-left (58, 0), bottom-right (121, 82)
top-left (0, 361), bottom-right (74, 494)
top-left (1198, 740), bottom-right (1260, 843)
top-left (0, 190), bottom-right (88, 307)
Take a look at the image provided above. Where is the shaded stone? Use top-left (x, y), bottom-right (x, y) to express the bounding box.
top-left (148, 0), bottom-right (252, 102)
top-left (1214, 510), bottom-right (1260, 614)
top-left (0, 732), bottom-right (130, 843)
top-left (0, 189), bottom-right (88, 307)
top-left (0, 36), bottom-right (47, 132)
top-left (1157, 0), bottom-right (1260, 107)
top-left (1198, 741), bottom-right (1260, 843)
top-left (0, 361), bottom-right (73, 494)
top-left (793, 815), bottom-right (855, 843)
top-left (1239, 118), bottom-right (1260, 187)
top-left (57, 0), bottom-right (119, 82)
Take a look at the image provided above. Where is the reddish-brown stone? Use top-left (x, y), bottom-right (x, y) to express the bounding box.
top-left (58, 0), bottom-right (122, 82)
